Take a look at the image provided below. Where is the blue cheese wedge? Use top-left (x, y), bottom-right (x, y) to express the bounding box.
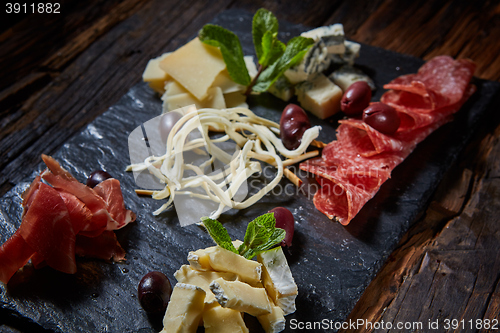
top-left (161, 283), bottom-right (206, 333)
top-left (203, 300), bottom-right (249, 333)
top-left (284, 40), bottom-right (331, 84)
top-left (209, 277), bottom-right (272, 317)
top-left (295, 73), bottom-right (343, 119)
top-left (301, 24), bottom-right (346, 54)
top-left (188, 245), bottom-right (262, 284)
top-left (174, 265), bottom-right (238, 303)
top-left (330, 40), bottom-right (361, 66)
top-left (257, 247), bottom-right (298, 315)
top-left (329, 65), bottom-right (376, 92)
top-left (268, 76), bottom-right (294, 102)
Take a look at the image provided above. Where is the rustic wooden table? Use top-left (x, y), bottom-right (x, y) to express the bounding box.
top-left (1, 0), bottom-right (499, 332)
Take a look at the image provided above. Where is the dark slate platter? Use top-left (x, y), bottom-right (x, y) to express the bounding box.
top-left (1, 9), bottom-right (499, 333)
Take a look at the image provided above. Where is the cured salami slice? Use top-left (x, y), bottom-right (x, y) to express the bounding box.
top-left (301, 56), bottom-right (476, 225)
top-left (383, 56), bottom-right (475, 110)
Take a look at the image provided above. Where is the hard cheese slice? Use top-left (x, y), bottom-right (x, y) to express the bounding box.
top-left (209, 277), bottom-right (272, 317)
top-left (161, 283), bottom-right (206, 333)
top-left (203, 300), bottom-right (249, 333)
top-left (257, 247), bottom-right (298, 315)
top-left (159, 38), bottom-right (226, 100)
top-left (142, 52), bottom-right (171, 94)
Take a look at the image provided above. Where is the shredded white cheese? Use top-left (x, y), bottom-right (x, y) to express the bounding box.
top-left (126, 107), bottom-right (320, 219)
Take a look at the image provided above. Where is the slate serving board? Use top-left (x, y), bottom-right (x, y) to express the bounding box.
top-left (1, 9), bottom-right (499, 333)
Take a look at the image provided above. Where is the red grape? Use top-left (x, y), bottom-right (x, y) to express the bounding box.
top-left (280, 104), bottom-right (311, 150)
top-left (138, 271), bottom-right (172, 314)
top-left (340, 81), bottom-right (372, 116)
top-left (86, 170), bottom-right (112, 188)
top-left (269, 207), bottom-right (294, 246)
top-left (362, 102), bottom-right (400, 135)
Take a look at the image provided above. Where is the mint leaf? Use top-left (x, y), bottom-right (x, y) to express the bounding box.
top-left (199, 24), bottom-right (251, 86)
top-left (201, 217), bottom-right (237, 253)
top-left (252, 8), bottom-right (279, 63)
top-left (252, 36), bottom-right (314, 92)
top-left (259, 31), bottom-right (286, 68)
top-left (238, 213), bottom-right (284, 259)
top-left (240, 228), bottom-right (285, 259)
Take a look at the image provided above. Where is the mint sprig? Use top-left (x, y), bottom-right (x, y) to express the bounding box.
top-left (199, 24), bottom-right (251, 86)
top-left (201, 213), bottom-right (285, 260)
top-left (201, 217), bottom-right (238, 254)
top-left (198, 8), bottom-right (313, 95)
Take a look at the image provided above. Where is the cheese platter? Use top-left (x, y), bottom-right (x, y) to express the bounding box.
top-left (0, 8), bottom-right (499, 333)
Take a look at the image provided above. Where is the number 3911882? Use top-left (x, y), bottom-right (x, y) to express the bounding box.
top-left (6, 3), bottom-right (60, 14)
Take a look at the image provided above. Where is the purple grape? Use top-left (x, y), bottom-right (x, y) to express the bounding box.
top-left (138, 271), bottom-right (172, 314)
top-left (269, 207), bottom-right (295, 246)
top-left (86, 170), bottom-right (112, 188)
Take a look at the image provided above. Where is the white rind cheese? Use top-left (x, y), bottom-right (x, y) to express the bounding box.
top-left (161, 283), bottom-right (206, 333)
top-left (257, 247), bottom-right (298, 315)
top-left (209, 278), bottom-right (272, 317)
top-left (188, 245), bottom-right (262, 284)
top-left (257, 297), bottom-right (286, 333)
top-left (295, 73), bottom-right (343, 120)
top-left (174, 265), bottom-right (238, 302)
top-left (203, 300), bottom-right (249, 333)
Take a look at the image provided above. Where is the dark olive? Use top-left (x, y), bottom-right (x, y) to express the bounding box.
top-left (138, 271), bottom-right (172, 314)
top-left (159, 111), bottom-right (183, 143)
top-left (340, 81), bottom-right (372, 116)
top-left (362, 102), bottom-right (401, 135)
top-left (280, 104), bottom-right (311, 150)
top-left (269, 207), bottom-right (294, 247)
top-left (86, 170), bottom-right (112, 188)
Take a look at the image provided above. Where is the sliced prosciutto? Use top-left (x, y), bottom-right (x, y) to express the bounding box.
top-left (301, 56), bottom-right (476, 225)
top-left (0, 155), bottom-right (136, 284)
top-left (19, 183), bottom-right (77, 274)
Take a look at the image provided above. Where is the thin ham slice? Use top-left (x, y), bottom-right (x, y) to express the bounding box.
top-left (19, 183), bottom-right (77, 274)
top-left (0, 230), bottom-right (35, 284)
top-left (0, 155), bottom-right (136, 284)
top-left (94, 178), bottom-right (136, 231)
top-left (76, 231), bottom-right (126, 262)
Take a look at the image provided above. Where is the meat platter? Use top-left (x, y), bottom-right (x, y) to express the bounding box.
top-left (0, 9), bottom-right (499, 333)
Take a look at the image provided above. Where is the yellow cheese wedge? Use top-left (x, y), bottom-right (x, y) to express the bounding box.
top-left (163, 86), bottom-right (226, 112)
top-left (203, 300), bottom-right (249, 333)
top-left (188, 246), bottom-right (262, 284)
top-left (295, 73), bottom-right (343, 119)
top-left (209, 277), bottom-right (272, 317)
top-left (159, 38), bottom-right (226, 100)
top-left (161, 283), bottom-right (206, 333)
top-left (224, 92), bottom-right (248, 108)
top-left (174, 265), bottom-right (238, 302)
top-left (142, 52), bottom-right (171, 94)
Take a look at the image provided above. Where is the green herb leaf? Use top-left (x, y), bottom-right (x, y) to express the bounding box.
top-left (240, 228), bottom-right (285, 259)
top-left (199, 24), bottom-right (251, 86)
top-left (253, 36), bottom-right (314, 92)
top-left (201, 217), bottom-right (238, 253)
top-left (252, 8), bottom-right (279, 63)
top-left (259, 31), bottom-right (286, 68)
top-left (238, 213), bottom-right (285, 259)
